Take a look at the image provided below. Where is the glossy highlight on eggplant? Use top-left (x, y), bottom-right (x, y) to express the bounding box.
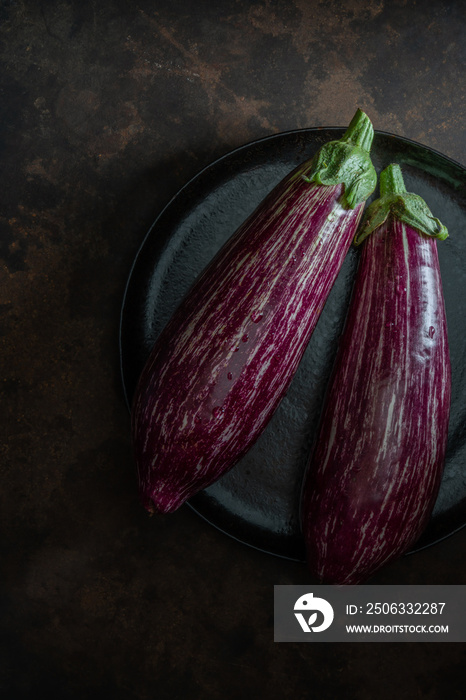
top-left (301, 163), bottom-right (451, 585)
top-left (131, 109), bottom-right (377, 515)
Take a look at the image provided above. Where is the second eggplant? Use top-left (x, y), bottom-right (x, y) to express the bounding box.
top-left (301, 163), bottom-right (451, 584)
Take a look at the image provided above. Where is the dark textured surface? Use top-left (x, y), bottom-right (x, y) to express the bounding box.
top-left (2, 1), bottom-right (466, 698)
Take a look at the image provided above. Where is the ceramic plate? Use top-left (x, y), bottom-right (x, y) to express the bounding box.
top-left (120, 128), bottom-right (466, 561)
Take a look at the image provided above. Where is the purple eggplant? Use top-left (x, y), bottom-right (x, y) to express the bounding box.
top-left (131, 109), bottom-right (377, 514)
top-left (301, 163), bottom-right (451, 584)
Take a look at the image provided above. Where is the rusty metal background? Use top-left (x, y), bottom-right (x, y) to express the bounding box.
top-left (2, 1), bottom-right (466, 697)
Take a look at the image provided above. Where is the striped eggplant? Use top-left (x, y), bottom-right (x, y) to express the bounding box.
top-left (301, 163), bottom-right (451, 584)
top-left (131, 109), bottom-right (377, 514)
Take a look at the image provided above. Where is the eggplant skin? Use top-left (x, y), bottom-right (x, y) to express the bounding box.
top-left (131, 162), bottom-right (365, 514)
top-left (301, 217), bottom-right (451, 585)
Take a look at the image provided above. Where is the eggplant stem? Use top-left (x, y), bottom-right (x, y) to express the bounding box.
top-left (301, 108), bottom-right (377, 209)
top-left (354, 163), bottom-right (449, 246)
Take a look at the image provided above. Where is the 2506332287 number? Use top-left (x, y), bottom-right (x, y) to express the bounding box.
top-left (366, 602), bottom-right (446, 615)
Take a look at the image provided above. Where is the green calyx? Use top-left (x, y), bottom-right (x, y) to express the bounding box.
top-left (302, 108), bottom-right (377, 209)
top-left (354, 163), bottom-right (448, 246)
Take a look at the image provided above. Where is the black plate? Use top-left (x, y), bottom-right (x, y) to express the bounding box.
top-left (120, 127), bottom-right (466, 561)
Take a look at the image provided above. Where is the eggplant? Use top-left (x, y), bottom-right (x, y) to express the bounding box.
top-left (301, 163), bottom-right (451, 584)
top-left (131, 109), bottom-right (377, 514)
